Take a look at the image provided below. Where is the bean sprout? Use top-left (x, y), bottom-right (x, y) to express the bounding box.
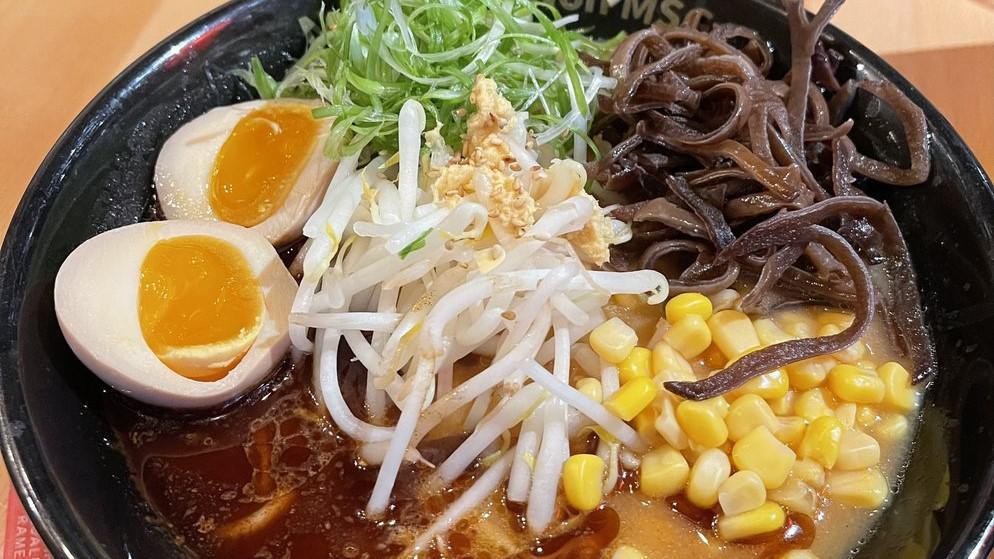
top-left (292, 80), bottom-right (665, 537)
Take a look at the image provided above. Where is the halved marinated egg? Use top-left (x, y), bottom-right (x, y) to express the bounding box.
top-left (54, 221), bottom-right (296, 408)
top-left (154, 99), bottom-right (337, 246)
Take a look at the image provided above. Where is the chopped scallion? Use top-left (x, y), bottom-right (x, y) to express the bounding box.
top-left (249, 56), bottom-right (278, 100)
top-left (241, 0), bottom-right (614, 161)
top-left (399, 228), bottom-right (433, 259)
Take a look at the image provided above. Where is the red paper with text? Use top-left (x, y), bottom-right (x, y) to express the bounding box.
top-left (3, 490), bottom-right (51, 559)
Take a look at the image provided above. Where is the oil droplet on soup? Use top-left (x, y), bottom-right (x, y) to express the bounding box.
top-left (138, 235), bottom-right (263, 381)
top-left (209, 103), bottom-right (320, 227)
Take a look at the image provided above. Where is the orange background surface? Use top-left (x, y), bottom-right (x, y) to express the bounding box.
top-left (0, 0), bottom-right (992, 554)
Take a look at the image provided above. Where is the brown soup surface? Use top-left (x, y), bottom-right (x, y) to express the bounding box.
top-left (108, 302), bottom-right (918, 559)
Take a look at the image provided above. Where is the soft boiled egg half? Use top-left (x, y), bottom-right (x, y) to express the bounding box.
top-left (54, 221), bottom-right (296, 408)
top-left (155, 99), bottom-right (337, 246)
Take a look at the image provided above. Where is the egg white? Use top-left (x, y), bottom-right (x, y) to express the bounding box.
top-left (154, 99), bottom-right (337, 246)
top-left (54, 220), bottom-right (296, 408)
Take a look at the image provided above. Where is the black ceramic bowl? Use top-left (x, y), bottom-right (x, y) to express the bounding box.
top-left (2, 0), bottom-right (993, 557)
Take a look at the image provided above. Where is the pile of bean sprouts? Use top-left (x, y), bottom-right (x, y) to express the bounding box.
top-left (287, 86), bottom-right (666, 549)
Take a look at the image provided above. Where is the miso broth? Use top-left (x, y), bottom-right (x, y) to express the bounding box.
top-left (109, 302), bottom-right (921, 558)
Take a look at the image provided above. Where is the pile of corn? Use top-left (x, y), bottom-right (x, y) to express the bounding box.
top-left (563, 290), bottom-right (920, 557)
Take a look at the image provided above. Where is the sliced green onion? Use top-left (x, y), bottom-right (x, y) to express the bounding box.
top-left (250, 56), bottom-right (278, 100)
top-left (240, 0), bottom-right (611, 160)
top-left (399, 229), bottom-right (433, 259)
top-left (569, 126), bottom-right (602, 161)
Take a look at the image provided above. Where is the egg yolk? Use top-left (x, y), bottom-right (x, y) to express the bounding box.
top-left (138, 235), bottom-right (264, 381)
top-left (209, 103), bottom-right (320, 228)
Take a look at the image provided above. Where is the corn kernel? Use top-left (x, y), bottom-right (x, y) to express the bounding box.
top-left (768, 477), bottom-right (818, 516)
top-left (786, 356), bottom-right (837, 390)
top-left (708, 310), bottom-right (761, 360)
top-left (719, 470), bottom-right (767, 515)
top-left (687, 438), bottom-right (732, 459)
top-left (857, 405), bottom-right (881, 429)
top-left (733, 368), bottom-right (790, 400)
top-left (664, 315), bottom-right (712, 359)
top-left (780, 551), bottom-right (820, 559)
top-left (836, 339), bottom-right (867, 364)
top-left (677, 400), bottom-right (729, 448)
top-left (778, 310), bottom-right (816, 338)
top-left (835, 403), bottom-right (857, 429)
top-left (640, 446), bottom-right (690, 498)
top-left (798, 416), bottom-right (843, 469)
top-left (618, 347), bottom-right (652, 384)
top-left (590, 317), bottom-right (638, 364)
top-left (726, 394), bottom-right (780, 441)
top-left (828, 468), bottom-right (889, 508)
top-left (795, 388), bottom-right (836, 421)
top-left (769, 391), bottom-right (796, 416)
top-left (754, 318), bottom-right (794, 347)
top-left (717, 502), bottom-right (786, 542)
top-left (687, 449), bottom-right (731, 508)
top-left (836, 430), bottom-right (881, 470)
top-left (792, 458), bottom-right (826, 488)
top-left (874, 414), bottom-right (910, 442)
top-left (817, 323), bottom-right (866, 363)
top-left (818, 310), bottom-right (855, 329)
top-left (775, 416), bottom-right (806, 449)
top-left (786, 323), bottom-right (816, 339)
top-left (655, 397), bottom-right (688, 449)
top-left (633, 407), bottom-right (664, 448)
top-left (732, 426), bottom-right (796, 489)
top-left (666, 293), bottom-right (714, 324)
top-left (605, 377), bottom-right (658, 421)
top-left (651, 341), bottom-right (696, 382)
top-left (563, 454), bottom-right (605, 512)
top-left (706, 396), bottom-right (731, 418)
top-left (576, 377), bottom-right (603, 403)
top-left (611, 546), bottom-right (645, 559)
top-left (828, 364), bottom-right (885, 404)
top-left (708, 289), bottom-right (741, 311)
top-left (878, 362), bottom-right (917, 412)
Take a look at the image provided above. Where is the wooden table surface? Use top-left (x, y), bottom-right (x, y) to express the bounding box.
top-left (0, 0), bottom-right (992, 554)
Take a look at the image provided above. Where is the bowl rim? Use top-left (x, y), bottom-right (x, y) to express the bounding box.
top-left (0, 1), bottom-right (266, 555)
top-left (1, 0), bottom-right (992, 557)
